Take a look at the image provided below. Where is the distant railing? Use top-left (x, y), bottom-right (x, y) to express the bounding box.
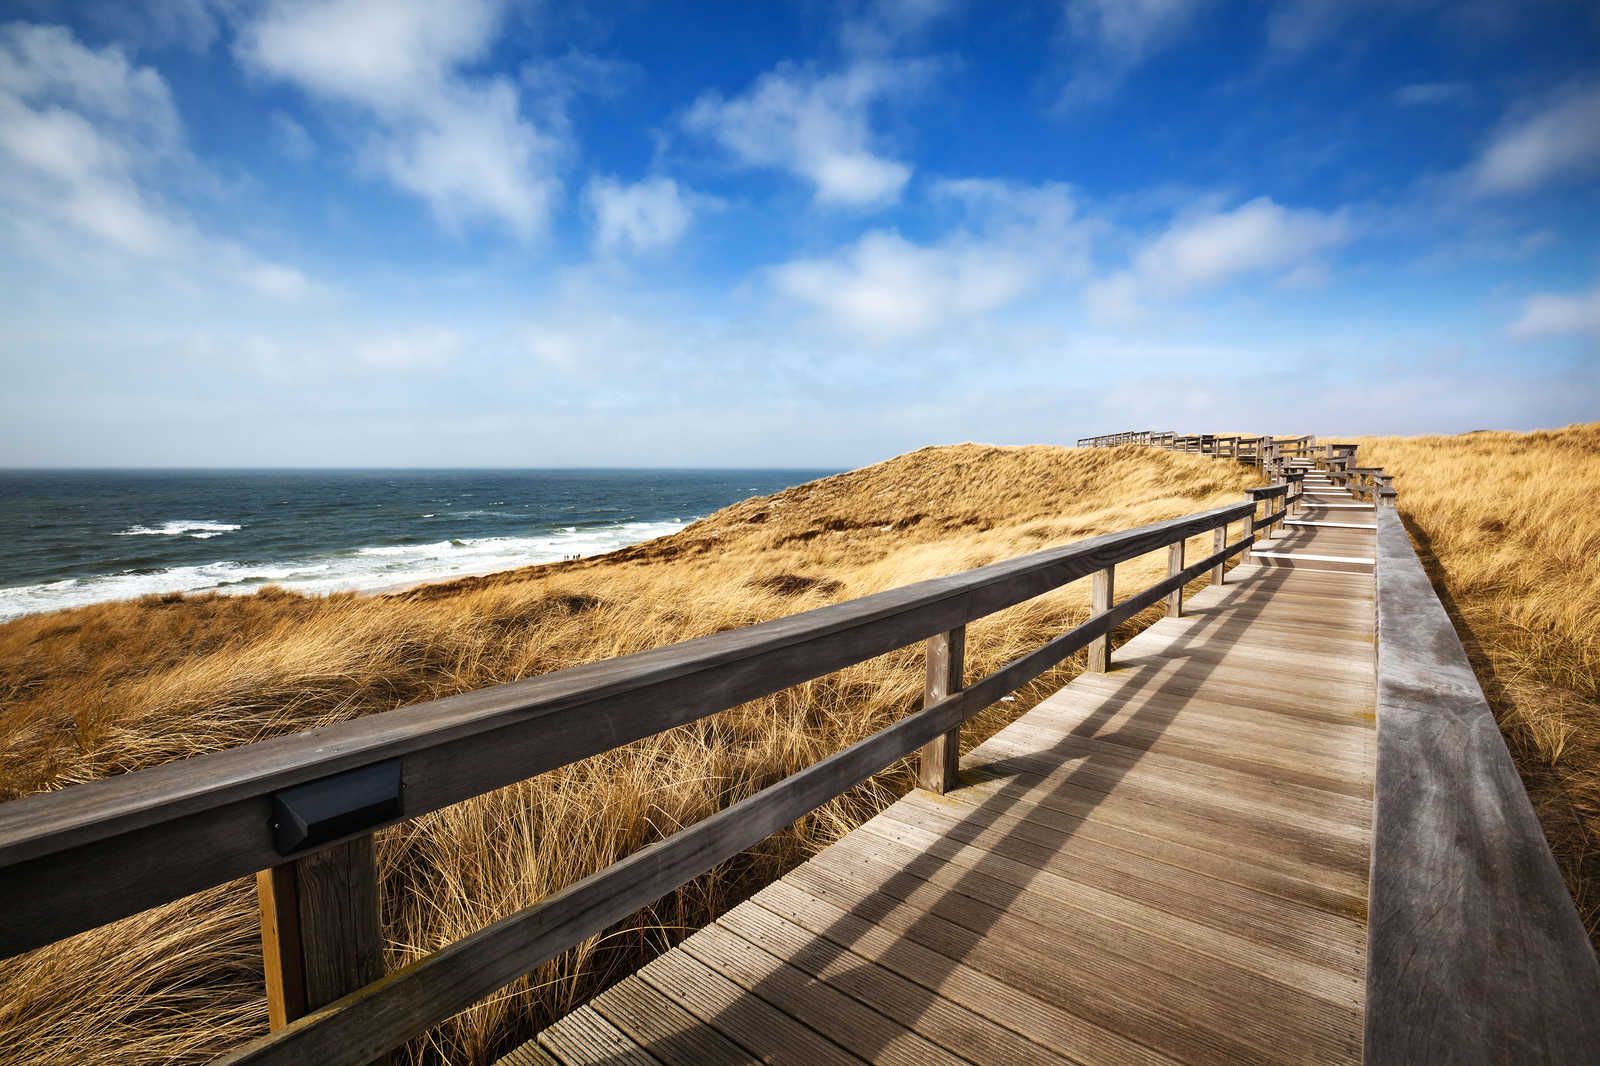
top-left (0, 489), bottom-right (1280, 1065)
top-left (1079, 429), bottom-right (1361, 479)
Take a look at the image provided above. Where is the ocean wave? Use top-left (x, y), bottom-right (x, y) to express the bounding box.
top-left (115, 520), bottom-right (242, 539)
top-left (0, 519), bottom-right (686, 622)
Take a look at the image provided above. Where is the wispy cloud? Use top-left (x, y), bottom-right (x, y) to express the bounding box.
top-left (585, 176), bottom-right (697, 254)
top-left (839, 0), bottom-right (960, 53)
top-left (1508, 282), bottom-right (1600, 339)
top-left (0, 21), bottom-right (316, 296)
top-left (356, 326), bottom-right (467, 370)
top-left (1056, 0), bottom-right (1203, 105)
top-left (683, 58), bottom-right (932, 207)
top-left (1086, 196), bottom-right (1351, 320)
top-left (1468, 82), bottom-right (1600, 197)
top-left (237, 0), bottom-right (564, 237)
top-left (772, 180), bottom-right (1091, 339)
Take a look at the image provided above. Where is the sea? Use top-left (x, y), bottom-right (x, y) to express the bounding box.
top-left (0, 469), bottom-right (835, 623)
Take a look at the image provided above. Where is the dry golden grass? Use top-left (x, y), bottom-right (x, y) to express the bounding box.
top-left (1355, 423), bottom-right (1600, 946)
top-left (0, 443), bottom-right (1260, 1066)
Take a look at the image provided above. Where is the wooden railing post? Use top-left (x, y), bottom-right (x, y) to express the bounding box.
top-left (1212, 522), bottom-right (1228, 585)
top-left (1166, 539), bottom-right (1185, 618)
top-left (257, 837), bottom-right (385, 1032)
top-left (1089, 566), bottom-right (1114, 671)
top-left (1240, 501), bottom-right (1256, 565)
top-left (915, 626), bottom-right (965, 794)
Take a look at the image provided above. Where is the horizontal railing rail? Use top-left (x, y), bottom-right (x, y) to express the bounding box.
top-left (0, 494), bottom-right (1264, 1065)
top-left (1367, 506), bottom-right (1600, 1062)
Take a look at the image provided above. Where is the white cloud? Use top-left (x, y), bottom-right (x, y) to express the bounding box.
top-left (238, 0), bottom-right (562, 237)
top-left (1057, 0), bottom-right (1203, 104)
top-left (1083, 197), bottom-right (1350, 322)
top-left (242, 261), bottom-right (320, 300)
top-left (0, 22), bottom-right (322, 299)
top-left (772, 181), bottom-right (1091, 340)
top-left (1135, 197), bottom-right (1349, 290)
top-left (1083, 272), bottom-right (1143, 323)
top-left (683, 59), bottom-right (928, 207)
top-left (1468, 83), bottom-right (1600, 197)
top-left (356, 326), bottom-right (466, 370)
top-left (1508, 284), bottom-right (1600, 340)
top-left (0, 22), bottom-right (183, 255)
top-left (586, 176), bottom-right (695, 254)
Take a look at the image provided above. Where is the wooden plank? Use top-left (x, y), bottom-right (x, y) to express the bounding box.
top-left (636, 950), bottom-right (862, 1066)
top-left (1013, 697), bottom-right (1371, 797)
top-left (293, 837), bottom-right (386, 1014)
top-left (587, 975), bottom-right (754, 1066)
top-left (1365, 507), bottom-right (1600, 1063)
top-left (915, 628), bottom-right (963, 795)
top-left (952, 758), bottom-right (1371, 893)
top-left (499, 1039), bottom-right (564, 1066)
top-left (257, 838), bottom-right (385, 1039)
top-left (786, 855), bottom-right (1354, 1065)
top-left (537, 1006), bottom-right (662, 1066)
top-left (971, 725), bottom-right (1373, 830)
top-left (895, 786), bottom-right (1366, 917)
top-left (676, 923), bottom-right (962, 1065)
top-left (0, 500), bottom-right (1254, 960)
top-left (714, 901), bottom-right (1076, 1064)
top-left (257, 865), bottom-right (308, 1029)
top-left (837, 810), bottom-right (1366, 981)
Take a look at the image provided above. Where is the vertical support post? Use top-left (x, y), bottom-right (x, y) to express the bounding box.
top-left (1240, 499), bottom-right (1256, 565)
top-left (1089, 566), bottom-right (1115, 672)
top-left (257, 865), bottom-right (306, 1030)
top-left (1212, 522), bottom-right (1227, 585)
top-left (257, 836), bottom-right (385, 1032)
top-left (916, 626), bottom-right (965, 794)
top-left (1166, 539), bottom-right (1185, 618)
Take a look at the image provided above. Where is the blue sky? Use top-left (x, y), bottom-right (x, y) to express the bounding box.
top-left (1, 0), bottom-right (1596, 467)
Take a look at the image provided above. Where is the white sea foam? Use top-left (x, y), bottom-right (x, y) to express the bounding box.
top-left (115, 520), bottom-right (242, 539)
top-left (0, 520), bottom-right (686, 623)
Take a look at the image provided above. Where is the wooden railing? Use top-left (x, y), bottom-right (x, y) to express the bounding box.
top-left (0, 493), bottom-right (1280, 1065)
top-left (1367, 503), bottom-right (1600, 1062)
top-left (1080, 429), bottom-right (1361, 479)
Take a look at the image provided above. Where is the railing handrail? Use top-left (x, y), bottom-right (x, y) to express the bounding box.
top-left (0, 498), bottom-right (1257, 965)
top-left (1367, 507), bottom-right (1600, 1062)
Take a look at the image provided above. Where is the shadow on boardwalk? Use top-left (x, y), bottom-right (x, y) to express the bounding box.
top-left (566, 563), bottom-right (1340, 1065)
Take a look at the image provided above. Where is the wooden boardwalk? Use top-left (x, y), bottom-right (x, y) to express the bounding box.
top-left (5, 443), bottom-right (1594, 1064)
top-left (517, 480), bottom-right (1379, 1064)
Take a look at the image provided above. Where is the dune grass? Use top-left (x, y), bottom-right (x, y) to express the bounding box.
top-left (0, 443), bottom-right (1261, 1065)
top-left (1355, 423), bottom-right (1600, 945)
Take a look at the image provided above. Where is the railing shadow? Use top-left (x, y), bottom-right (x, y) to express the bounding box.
top-left (614, 563), bottom-right (1316, 1063)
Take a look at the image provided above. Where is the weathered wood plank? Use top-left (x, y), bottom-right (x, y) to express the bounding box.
top-left (714, 902), bottom-right (1076, 1064)
top-left (586, 974), bottom-right (754, 1066)
top-left (1365, 507), bottom-right (1600, 1064)
top-left (676, 923), bottom-right (961, 1065)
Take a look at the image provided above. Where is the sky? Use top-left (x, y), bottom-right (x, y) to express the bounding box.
top-left (0, 0), bottom-right (1597, 468)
